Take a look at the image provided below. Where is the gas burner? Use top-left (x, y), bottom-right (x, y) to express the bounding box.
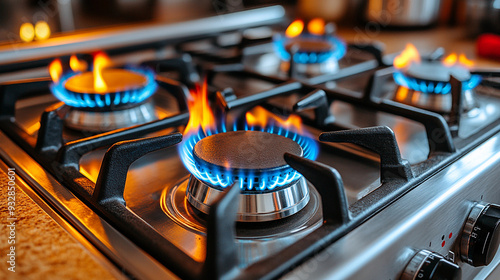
top-left (392, 45), bottom-right (482, 114)
top-left (181, 126), bottom-right (318, 222)
top-left (162, 176), bottom-right (323, 264)
top-left (186, 130), bottom-right (310, 221)
top-left (53, 68), bottom-right (156, 108)
top-left (177, 83), bottom-right (318, 221)
top-left (63, 102), bottom-right (156, 132)
top-left (49, 53), bottom-right (158, 132)
top-left (273, 19), bottom-right (346, 76)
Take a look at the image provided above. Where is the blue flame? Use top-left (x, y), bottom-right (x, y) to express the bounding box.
top-left (179, 121), bottom-right (319, 191)
top-left (273, 34), bottom-right (346, 64)
top-left (393, 71), bottom-right (482, 94)
top-left (50, 67), bottom-right (157, 108)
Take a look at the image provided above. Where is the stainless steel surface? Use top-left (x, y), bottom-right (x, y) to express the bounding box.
top-left (186, 176), bottom-right (310, 222)
top-left (366, 0), bottom-right (442, 27)
top-left (2, 13), bottom-right (500, 279)
top-left (400, 250), bottom-right (433, 280)
top-left (461, 202), bottom-right (489, 265)
top-left (0, 130), bottom-right (180, 280)
top-left (0, 6), bottom-right (285, 65)
top-left (282, 131), bottom-right (500, 280)
top-left (162, 178), bottom-right (323, 265)
top-left (390, 85), bottom-right (500, 139)
top-left (280, 58), bottom-right (340, 76)
top-left (64, 101), bottom-right (158, 132)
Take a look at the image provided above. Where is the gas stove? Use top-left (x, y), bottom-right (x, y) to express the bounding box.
top-left (1, 5), bottom-right (500, 280)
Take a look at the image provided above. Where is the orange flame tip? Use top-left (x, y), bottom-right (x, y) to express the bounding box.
top-left (70, 55), bottom-right (88, 72)
top-left (183, 80), bottom-right (216, 136)
top-left (442, 53), bottom-right (458, 67)
top-left (459, 54), bottom-right (474, 67)
top-left (442, 53), bottom-right (474, 68)
top-left (93, 52), bottom-right (110, 93)
top-left (307, 18), bottom-right (325, 36)
top-left (245, 106), bottom-right (303, 133)
top-left (49, 59), bottom-right (63, 82)
top-left (286, 20), bottom-right (304, 38)
top-left (393, 43), bottom-right (421, 69)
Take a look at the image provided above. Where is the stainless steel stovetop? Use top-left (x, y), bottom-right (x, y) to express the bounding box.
top-left (1, 5), bottom-right (500, 280)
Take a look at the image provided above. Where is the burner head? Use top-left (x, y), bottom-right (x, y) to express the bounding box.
top-left (185, 131), bottom-right (310, 222)
top-left (64, 101), bottom-right (157, 132)
top-left (394, 62), bottom-right (482, 95)
top-left (393, 62), bottom-right (482, 114)
top-left (273, 33), bottom-right (346, 75)
top-left (193, 130), bottom-right (303, 176)
top-left (285, 38), bottom-right (333, 56)
top-left (51, 67), bottom-right (157, 110)
top-left (50, 67), bottom-right (159, 132)
top-left (64, 69), bottom-right (148, 95)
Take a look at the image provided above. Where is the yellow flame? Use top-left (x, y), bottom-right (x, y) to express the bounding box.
top-left (442, 53), bottom-right (474, 68)
top-left (286, 20), bottom-right (304, 38)
top-left (307, 18), bottom-right (325, 36)
top-left (183, 80), bottom-right (216, 136)
top-left (34, 21), bottom-right (51, 40)
top-left (49, 59), bottom-right (63, 82)
top-left (183, 82), bottom-right (304, 136)
top-left (459, 54), bottom-right (474, 67)
top-left (394, 44), bottom-right (421, 69)
top-left (245, 106), bottom-right (303, 133)
top-left (19, 22), bottom-right (35, 43)
top-left (93, 52), bottom-right (110, 93)
top-left (70, 55), bottom-right (88, 72)
top-left (442, 53), bottom-right (458, 67)
top-left (395, 86), bottom-right (409, 102)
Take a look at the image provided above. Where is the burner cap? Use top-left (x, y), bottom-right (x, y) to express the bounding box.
top-left (193, 131), bottom-right (303, 173)
top-left (272, 34), bottom-right (346, 66)
top-left (64, 69), bottom-right (148, 94)
top-left (405, 62), bottom-right (471, 82)
top-left (285, 38), bottom-right (333, 54)
top-left (51, 67), bottom-right (157, 109)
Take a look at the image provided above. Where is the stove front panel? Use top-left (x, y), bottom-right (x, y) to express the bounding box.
top-left (283, 131), bottom-right (500, 280)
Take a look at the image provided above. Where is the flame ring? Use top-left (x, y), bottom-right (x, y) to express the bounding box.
top-left (180, 126), bottom-right (319, 191)
top-left (393, 71), bottom-right (482, 94)
top-left (273, 34), bottom-right (346, 64)
top-left (50, 67), bottom-right (157, 109)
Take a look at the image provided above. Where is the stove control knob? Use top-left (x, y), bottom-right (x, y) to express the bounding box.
top-left (401, 250), bottom-right (461, 280)
top-left (461, 202), bottom-right (500, 266)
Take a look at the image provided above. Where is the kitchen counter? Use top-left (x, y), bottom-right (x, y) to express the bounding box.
top-left (0, 166), bottom-right (116, 280)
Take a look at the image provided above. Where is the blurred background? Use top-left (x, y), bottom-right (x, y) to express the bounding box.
top-left (1, 0), bottom-right (500, 65)
top-left (1, 0), bottom-right (499, 44)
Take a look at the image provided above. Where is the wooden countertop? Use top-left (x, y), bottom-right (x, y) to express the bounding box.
top-left (0, 171), bottom-right (116, 280)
